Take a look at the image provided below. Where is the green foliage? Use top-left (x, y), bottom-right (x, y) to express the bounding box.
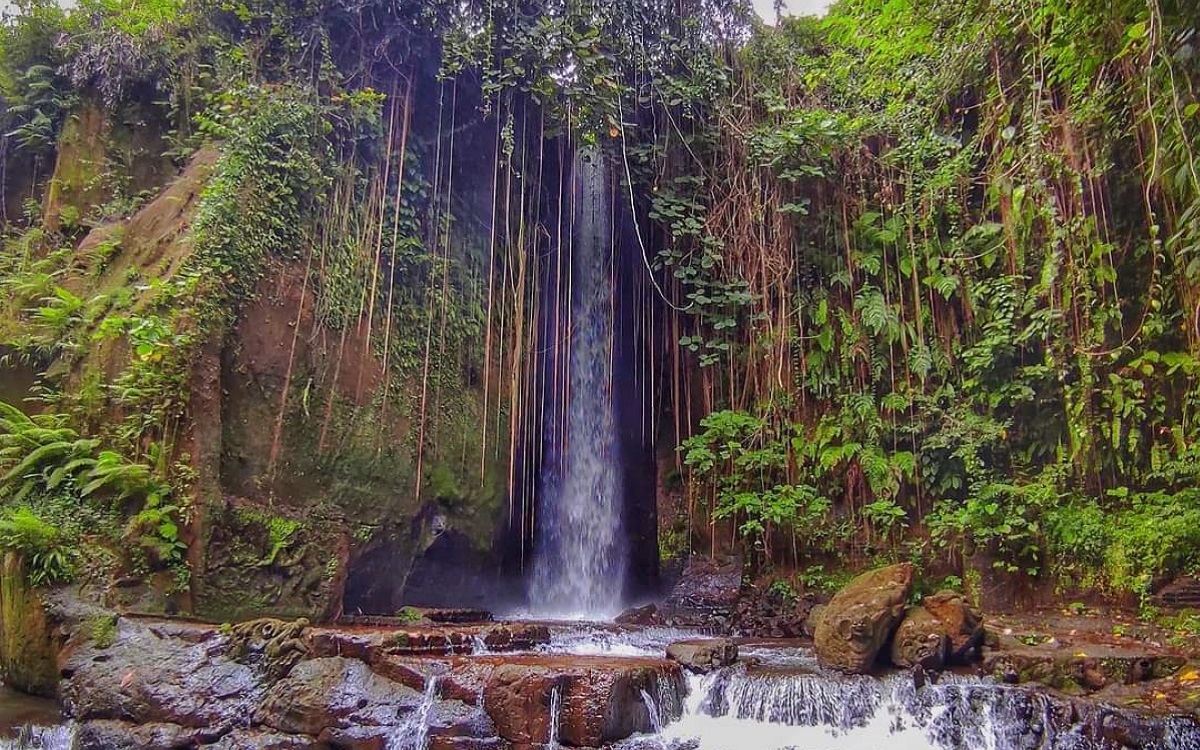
top-left (797, 564), bottom-right (850, 594)
top-left (668, 0), bottom-right (1200, 597)
top-left (766, 578), bottom-right (797, 602)
top-left (0, 400), bottom-right (180, 584)
top-left (682, 409), bottom-right (837, 560)
top-left (0, 0), bottom-right (75, 158)
top-left (1046, 489), bottom-right (1200, 599)
top-left (85, 612), bottom-right (117, 648)
top-left (0, 506), bottom-right (75, 586)
top-left (395, 606), bottom-right (421, 624)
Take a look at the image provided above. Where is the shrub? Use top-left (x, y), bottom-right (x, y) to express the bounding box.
top-left (0, 506), bottom-right (76, 585)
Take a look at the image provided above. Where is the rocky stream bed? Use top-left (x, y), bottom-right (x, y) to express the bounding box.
top-left (2, 564), bottom-right (1200, 749)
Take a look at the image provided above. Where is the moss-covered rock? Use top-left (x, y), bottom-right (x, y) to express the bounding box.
top-left (0, 551), bottom-right (59, 697)
top-left (194, 502), bottom-right (347, 623)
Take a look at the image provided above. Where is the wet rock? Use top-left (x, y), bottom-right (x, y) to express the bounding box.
top-left (427, 699), bottom-right (499, 742)
top-left (367, 652), bottom-right (443, 692)
top-left (615, 604), bottom-right (661, 627)
top-left (255, 657), bottom-right (421, 737)
top-left (733, 581), bottom-right (812, 638)
top-left (311, 622), bottom-right (551, 660)
top-left (77, 720), bottom-right (219, 750)
top-left (813, 563), bottom-right (913, 673)
top-left (207, 728), bottom-right (320, 750)
top-left (1153, 574), bottom-right (1200, 610)
top-left (428, 740), bottom-right (507, 750)
top-left (889, 607), bottom-right (948, 670)
top-left (659, 556), bottom-right (742, 631)
top-left (469, 654), bottom-right (684, 746)
top-left (60, 618), bottom-right (263, 731)
top-left (981, 648), bottom-right (1187, 694)
top-left (0, 552), bottom-right (60, 697)
top-left (921, 590), bottom-right (984, 664)
top-left (666, 639), bottom-right (738, 673)
top-left (480, 623), bottom-right (552, 652)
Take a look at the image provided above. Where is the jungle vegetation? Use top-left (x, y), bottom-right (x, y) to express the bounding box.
top-left (0, 0), bottom-right (1195, 608)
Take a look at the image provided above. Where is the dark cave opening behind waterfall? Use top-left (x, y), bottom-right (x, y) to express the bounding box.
top-left (341, 115), bottom-right (664, 616)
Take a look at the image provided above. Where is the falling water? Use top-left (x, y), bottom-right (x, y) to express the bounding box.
top-left (0, 725), bottom-right (77, 750)
top-left (392, 675), bottom-right (440, 750)
top-left (530, 145), bottom-right (626, 618)
top-left (548, 683), bottom-right (563, 749)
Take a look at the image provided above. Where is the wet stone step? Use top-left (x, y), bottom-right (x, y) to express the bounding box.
top-left (454, 654), bottom-right (686, 747)
top-left (309, 622), bottom-right (553, 658)
top-left (1155, 576), bottom-right (1200, 609)
top-left (982, 646), bottom-right (1188, 692)
top-left (338, 608), bottom-right (495, 627)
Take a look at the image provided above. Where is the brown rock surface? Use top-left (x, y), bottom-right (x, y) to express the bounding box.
top-left (813, 563), bottom-right (913, 673)
top-left (660, 556), bottom-right (742, 631)
top-left (889, 607), bottom-right (948, 670)
top-left (469, 654), bottom-right (684, 747)
top-left (921, 590), bottom-right (984, 664)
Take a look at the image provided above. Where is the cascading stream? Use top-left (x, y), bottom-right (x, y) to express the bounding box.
top-left (529, 633), bottom-right (1200, 750)
top-left (529, 146), bottom-right (626, 619)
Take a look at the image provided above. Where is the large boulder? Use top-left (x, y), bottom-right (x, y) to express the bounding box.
top-left (255, 656), bottom-right (496, 750)
top-left (659, 556), bottom-right (742, 631)
top-left (471, 654), bottom-right (684, 747)
top-left (77, 720), bottom-right (220, 750)
top-left (60, 618), bottom-right (264, 731)
top-left (889, 606), bottom-right (948, 670)
top-left (813, 563), bottom-right (913, 673)
top-left (255, 657), bottom-right (421, 737)
top-left (0, 552), bottom-right (61, 697)
top-left (921, 590), bottom-right (985, 664)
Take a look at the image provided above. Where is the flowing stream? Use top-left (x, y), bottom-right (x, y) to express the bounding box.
top-left (5, 626), bottom-right (1200, 750)
top-left (529, 145), bottom-right (626, 619)
top-left (0, 687), bottom-right (73, 750)
top-left (541, 628), bottom-right (1200, 750)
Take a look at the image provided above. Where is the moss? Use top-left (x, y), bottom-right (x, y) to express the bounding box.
top-left (0, 552), bottom-right (59, 697)
top-left (232, 508), bottom-right (302, 568)
top-left (396, 606), bottom-right (422, 623)
top-left (85, 612), bottom-right (118, 649)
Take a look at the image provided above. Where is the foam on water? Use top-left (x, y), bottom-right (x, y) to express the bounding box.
top-left (537, 624), bottom-right (704, 657)
top-left (613, 643), bottom-right (1200, 750)
top-left (0, 725), bottom-right (77, 750)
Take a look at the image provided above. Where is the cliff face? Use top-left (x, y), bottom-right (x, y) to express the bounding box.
top-left (0, 94), bottom-right (512, 621)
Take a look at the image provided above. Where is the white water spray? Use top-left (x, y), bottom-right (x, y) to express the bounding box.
top-left (529, 145), bottom-right (626, 618)
top-left (392, 674), bottom-right (440, 750)
top-left (548, 683), bottom-right (563, 749)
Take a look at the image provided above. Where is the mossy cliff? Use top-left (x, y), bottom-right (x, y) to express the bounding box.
top-left (0, 552), bottom-right (58, 696)
top-left (0, 85), bottom-right (512, 621)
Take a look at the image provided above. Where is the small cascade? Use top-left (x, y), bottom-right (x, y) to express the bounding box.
top-left (538, 625), bottom-right (702, 657)
top-left (547, 683), bottom-right (563, 749)
top-left (696, 662), bottom-right (883, 730)
top-left (0, 724), bottom-right (78, 750)
top-left (638, 688), bottom-right (674, 750)
top-left (530, 145), bottom-right (626, 619)
top-left (631, 644), bottom-right (1200, 750)
top-left (392, 675), bottom-right (441, 750)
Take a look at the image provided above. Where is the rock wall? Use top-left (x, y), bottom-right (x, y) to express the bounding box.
top-left (0, 552), bottom-right (59, 697)
top-left (0, 97), bottom-right (515, 622)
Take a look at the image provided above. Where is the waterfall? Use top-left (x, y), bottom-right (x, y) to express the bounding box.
top-left (529, 145), bottom-right (626, 618)
top-left (548, 683), bottom-right (563, 749)
top-left (391, 674), bottom-right (440, 750)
